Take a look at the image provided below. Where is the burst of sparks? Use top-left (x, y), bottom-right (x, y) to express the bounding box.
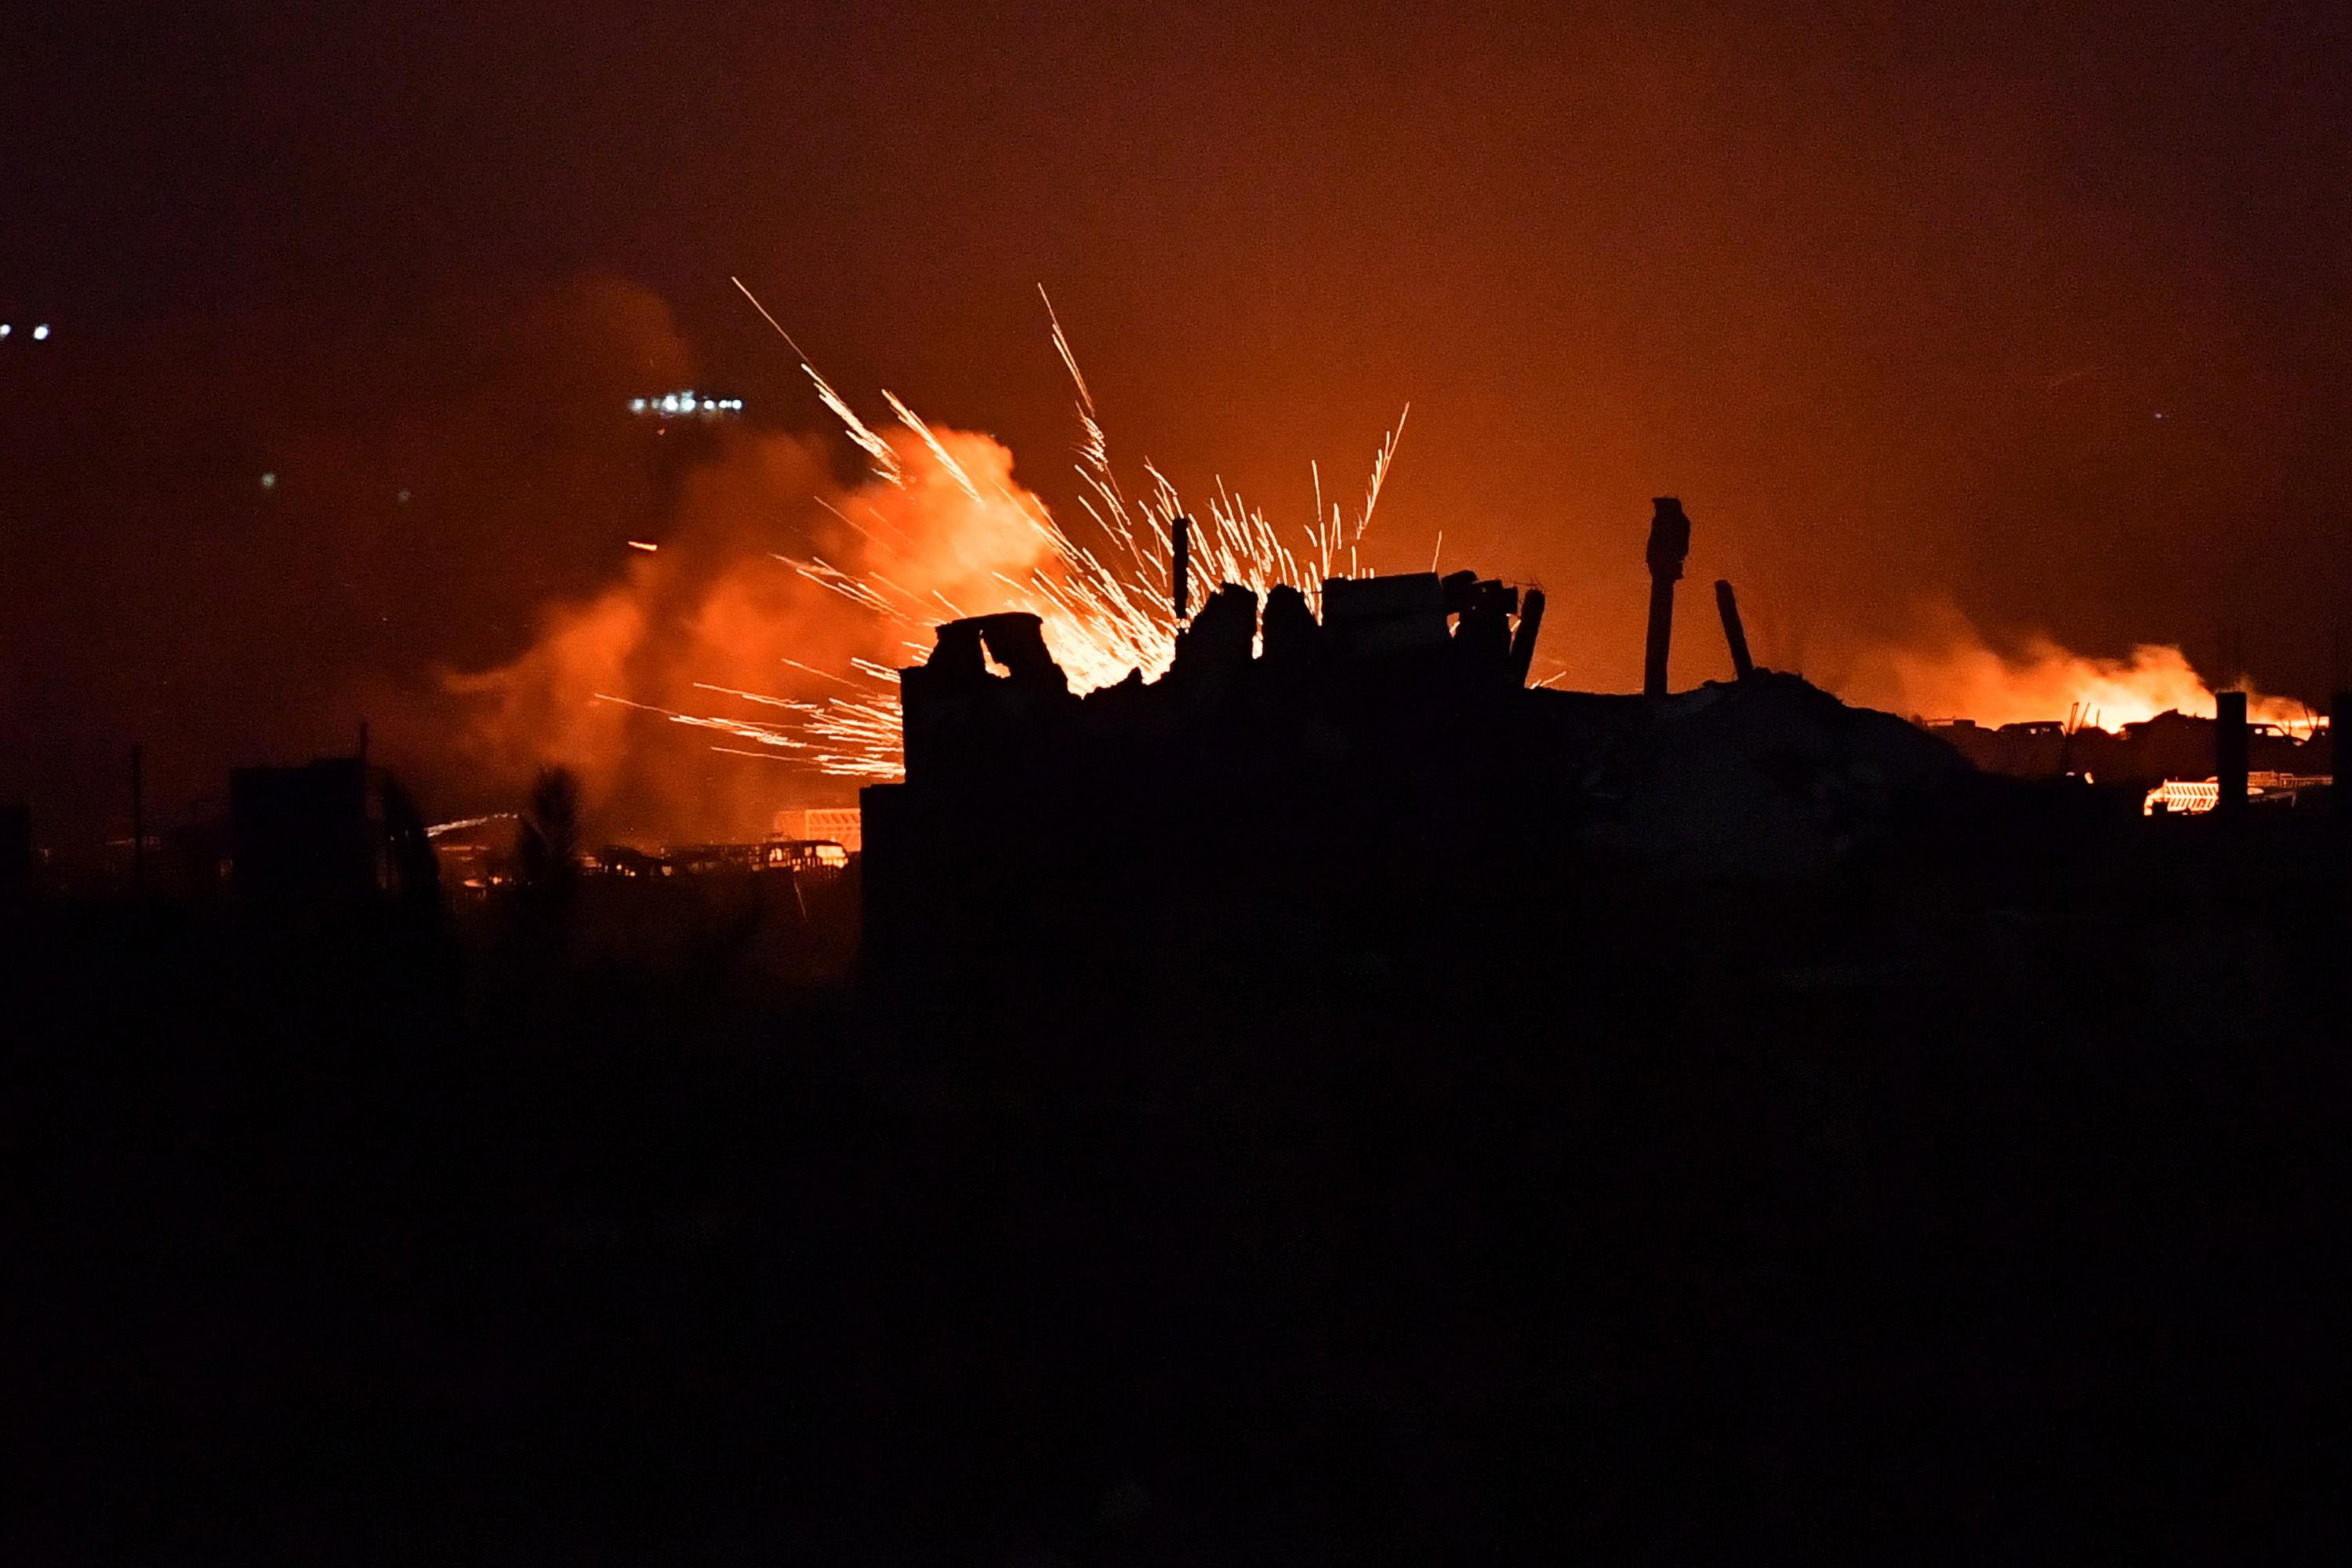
top-left (635, 294), bottom-right (1409, 782)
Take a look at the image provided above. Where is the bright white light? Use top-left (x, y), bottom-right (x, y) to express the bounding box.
top-left (0, 325), bottom-right (10, 338)
top-left (635, 390), bottom-right (742, 416)
top-left (31, 325), bottom-right (48, 341)
top-left (260, 472), bottom-right (277, 490)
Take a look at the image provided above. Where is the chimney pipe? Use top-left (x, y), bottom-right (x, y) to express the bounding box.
top-left (1714, 579), bottom-right (1755, 681)
top-left (1643, 498), bottom-right (1690, 699)
top-left (2216, 690), bottom-right (2249, 818)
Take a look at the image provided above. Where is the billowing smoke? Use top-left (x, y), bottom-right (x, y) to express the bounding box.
top-left (0, 267), bottom-right (1087, 845)
top-left (441, 422), bottom-right (1057, 841)
top-left (11, 257), bottom-right (2337, 851)
top-left (1839, 600), bottom-right (2313, 731)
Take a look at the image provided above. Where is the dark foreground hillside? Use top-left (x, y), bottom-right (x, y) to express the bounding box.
top-left (2, 810), bottom-right (2342, 1560)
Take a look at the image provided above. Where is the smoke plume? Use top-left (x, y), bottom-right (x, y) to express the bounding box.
top-left (441, 423), bottom-right (1057, 841)
top-left (1839, 601), bottom-right (2311, 731)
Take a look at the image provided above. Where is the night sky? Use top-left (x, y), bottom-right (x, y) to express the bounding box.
top-left (6, 3), bottom-right (2350, 839)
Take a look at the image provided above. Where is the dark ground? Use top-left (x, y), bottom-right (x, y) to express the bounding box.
top-left (2, 808), bottom-right (2343, 1560)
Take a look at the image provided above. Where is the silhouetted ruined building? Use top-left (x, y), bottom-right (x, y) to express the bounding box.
top-left (228, 757), bottom-right (438, 906)
top-left (232, 758), bottom-right (372, 902)
top-left (1926, 710), bottom-right (2328, 801)
top-left (863, 550), bottom-right (1971, 1054)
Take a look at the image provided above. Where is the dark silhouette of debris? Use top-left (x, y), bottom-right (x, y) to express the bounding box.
top-left (518, 765), bottom-right (582, 895)
top-left (7, 526), bottom-right (2345, 1562)
top-left (1715, 578), bottom-right (1755, 679)
top-left (229, 756), bottom-right (376, 904)
top-left (1171, 512), bottom-right (1192, 621)
top-left (1643, 496), bottom-right (1690, 697)
top-left (1261, 582), bottom-right (1320, 666)
top-left (1508, 585), bottom-right (1546, 685)
top-left (2216, 689), bottom-right (2249, 816)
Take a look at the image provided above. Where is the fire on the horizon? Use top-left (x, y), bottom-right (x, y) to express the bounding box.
top-left (537, 292), bottom-right (2318, 813)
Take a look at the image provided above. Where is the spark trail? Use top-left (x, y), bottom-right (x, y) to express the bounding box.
top-left (622, 291), bottom-right (1408, 782)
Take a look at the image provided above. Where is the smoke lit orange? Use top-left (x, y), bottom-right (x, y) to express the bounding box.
top-left (623, 290), bottom-right (1408, 782)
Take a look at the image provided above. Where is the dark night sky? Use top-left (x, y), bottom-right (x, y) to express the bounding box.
top-left (5, 2), bottom-right (2350, 837)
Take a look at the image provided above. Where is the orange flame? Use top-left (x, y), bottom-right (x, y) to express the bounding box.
top-left (1843, 603), bottom-right (2310, 731)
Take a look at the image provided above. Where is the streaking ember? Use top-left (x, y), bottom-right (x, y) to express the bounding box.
top-left (608, 289), bottom-right (1407, 782)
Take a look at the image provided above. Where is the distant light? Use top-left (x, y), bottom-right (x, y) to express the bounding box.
top-left (627, 539), bottom-right (659, 552)
top-left (0, 325), bottom-right (10, 339)
top-left (2154, 411), bottom-right (2167, 420)
top-left (31, 325), bottom-right (48, 341)
top-left (630, 390), bottom-right (745, 419)
top-left (396, 488), bottom-right (412, 504)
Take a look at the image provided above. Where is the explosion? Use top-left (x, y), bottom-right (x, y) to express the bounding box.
top-left (622, 288), bottom-right (1406, 782)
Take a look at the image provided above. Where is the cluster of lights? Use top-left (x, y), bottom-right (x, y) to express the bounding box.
top-left (1, 324), bottom-right (53, 341)
top-left (629, 391), bottom-right (743, 417)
